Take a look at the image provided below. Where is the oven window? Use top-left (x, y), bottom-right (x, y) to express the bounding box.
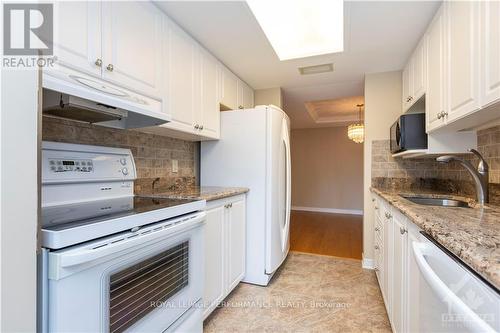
top-left (108, 241), bottom-right (189, 333)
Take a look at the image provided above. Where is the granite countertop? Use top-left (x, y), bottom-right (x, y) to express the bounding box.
top-left (151, 186), bottom-right (249, 201)
top-left (371, 187), bottom-right (500, 290)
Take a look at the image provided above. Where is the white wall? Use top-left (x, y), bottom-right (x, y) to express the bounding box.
top-left (0, 68), bottom-right (39, 332)
top-left (291, 127), bottom-right (364, 213)
top-left (363, 71), bottom-right (402, 263)
top-left (254, 87), bottom-right (282, 108)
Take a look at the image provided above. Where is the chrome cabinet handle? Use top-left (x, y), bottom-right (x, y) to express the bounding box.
top-left (238, 105), bottom-right (244, 109)
top-left (375, 227), bottom-right (380, 232)
top-left (106, 64), bottom-right (114, 72)
top-left (224, 203), bottom-right (233, 209)
top-left (374, 267), bottom-right (379, 272)
top-left (200, 125), bottom-right (204, 130)
top-left (372, 198), bottom-right (376, 202)
top-left (400, 227), bottom-right (407, 235)
top-left (374, 245), bottom-right (379, 250)
top-left (384, 212), bottom-right (392, 219)
top-left (194, 124), bottom-right (199, 129)
top-left (438, 111), bottom-right (448, 119)
top-left (374, 206), bottom-right (379, 210)
top-left (229, 203), bottom-right (233, 208)
top-left (95, 58), bottom-right (102, 67)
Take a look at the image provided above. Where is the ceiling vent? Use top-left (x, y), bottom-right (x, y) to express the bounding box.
top-left (298, 63), bottom-right (334, 75)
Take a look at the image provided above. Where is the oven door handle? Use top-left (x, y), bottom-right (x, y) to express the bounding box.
top-left (54, 212), bottom-right (205, 268)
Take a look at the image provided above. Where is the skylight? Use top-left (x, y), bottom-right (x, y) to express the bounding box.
top-left (246, 0), bottom-right (344, 61)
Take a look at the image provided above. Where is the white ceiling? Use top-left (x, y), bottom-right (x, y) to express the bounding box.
top-left (155, 1), bottom-right (440, 129)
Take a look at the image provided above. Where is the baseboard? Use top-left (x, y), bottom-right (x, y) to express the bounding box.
top-left (362, 258), bottom-right (375, 269)
top-left (291, 206), bottom-right (363, 215)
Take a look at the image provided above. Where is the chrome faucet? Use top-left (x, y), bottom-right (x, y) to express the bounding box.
top-left (436, 149), bottom-right (489, 205)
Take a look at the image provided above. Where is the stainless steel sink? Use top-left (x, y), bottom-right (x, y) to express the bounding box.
top-left (400, 195), bottom-right (470, 208)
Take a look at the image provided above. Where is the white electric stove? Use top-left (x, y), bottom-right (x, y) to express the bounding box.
top-left (39, 141), bottom-right (205, 333)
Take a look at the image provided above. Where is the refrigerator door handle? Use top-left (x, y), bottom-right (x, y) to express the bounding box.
top-left (282, 119), bottom-right (291, 250)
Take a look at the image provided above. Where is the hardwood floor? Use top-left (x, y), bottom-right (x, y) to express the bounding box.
top-left (289, 210), bottom-right (363, 260)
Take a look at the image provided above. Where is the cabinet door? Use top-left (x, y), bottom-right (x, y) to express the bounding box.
top-left (221, 67), bottom-right (238, 110)
top-left (164, 20), bottom-right (197, 132)
top-left (241, 81), bottom-right (254, 109)
top-left (446, 1), bottom-right (480, 121)
top-left (51, 1), bottom-right (101, 77)
top-left (102, 1), bottom-right (162, 98)
top-left (199, 49), bottom-right (220, 139)
top-left (226, 199), bottom-right (246, 293)
top-left (203, 206), bottom-right (225, 319)
top-left (406, 226), bottom-right (421, 333)
top-left (392, 215), bottom-right (407, 333)
top-left (426, 5), bottom-right (447, 132)
top-left (382, 207), bottom-right (393, 320)
top-left (412, 39), bottom-right (426, 102)
top-left (402, 64), bottom-right (412, 112)
top-left (374, 215), bottom-right (384, 295)
top-left (481, 1), bottom-right (500, 107)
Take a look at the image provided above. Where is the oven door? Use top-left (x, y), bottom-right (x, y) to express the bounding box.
top-left (44, 211), bottom-right (205, 333)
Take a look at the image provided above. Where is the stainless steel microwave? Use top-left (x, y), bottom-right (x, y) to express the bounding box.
top-left (390, 113), bottom-right (428, 154)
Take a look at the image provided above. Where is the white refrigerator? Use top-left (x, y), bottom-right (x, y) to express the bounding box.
top-left (201, 105), bottom-right (291, 286)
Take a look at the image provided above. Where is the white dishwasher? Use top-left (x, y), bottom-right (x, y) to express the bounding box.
top-left (408, 233), bottom-right (499, 333)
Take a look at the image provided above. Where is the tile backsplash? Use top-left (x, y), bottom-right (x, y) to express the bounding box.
top-left (371, 125), bottom-right (500, 204)
top-left (42, 117), bottom-right (196, 194)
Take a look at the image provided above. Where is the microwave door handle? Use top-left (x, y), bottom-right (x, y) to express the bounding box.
top-left (55, 212), bottom-right (205, 268)
top-left (411, 242), bottom-right (496, 333)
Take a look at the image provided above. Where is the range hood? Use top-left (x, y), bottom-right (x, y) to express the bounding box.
top-left (42, 71), bottom-right (170, 129)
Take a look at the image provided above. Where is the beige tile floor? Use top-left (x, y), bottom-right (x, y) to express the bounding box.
top-left (203, 252), bottom-right (391, 333)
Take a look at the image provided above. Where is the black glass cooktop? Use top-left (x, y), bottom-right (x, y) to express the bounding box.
top-left (42, 196), bottom-right (199, 231)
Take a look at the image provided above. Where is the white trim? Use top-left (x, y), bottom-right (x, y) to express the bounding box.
top-left (362, 258), bottom-right (375, 269)
top-left (291, 206), bottom-right (363, 215)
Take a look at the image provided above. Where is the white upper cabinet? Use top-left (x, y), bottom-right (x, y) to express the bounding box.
top-left (199, 49), bottom-right (220, 138)
top-left (221, 67), bottom-right (238, 110)
top-left (481, 0), bottom-right (500, 107)
top-left (220, 67), bottom-right (254, 110)
top-left (101, 1), bottom-right (162, 98)
top-left (426, 5), bottom-right (447, 132)
top-left (412, 39), bottom-right (427, 104)
top-left (237, 80), bottom-right (254, 109)
top-left (51, 1), bottom-right (162, 99)
top-left (402, 38), bottom-right (426, 112)
top-left (50, 0), bottom-right (258, 140)
top-left (164, 19), bottom-right (197, 133)
top-left (402, 64), bottom-right (412, 111)
top-left (445, 0), bottom-right (481, 122)
top-left (419, 1), bottom-right (500, 133)
top-left (158, 19), bottom-right (220, 140)
top-left (51, 1), bottom-right (101, 77)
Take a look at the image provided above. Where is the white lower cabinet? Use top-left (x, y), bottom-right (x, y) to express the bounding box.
top-left (391, 211), bottom-right (408, 333)
top-left (372, 194), bottom-right (420, 333)
top-left (203, 194), bottom-right (246, 319)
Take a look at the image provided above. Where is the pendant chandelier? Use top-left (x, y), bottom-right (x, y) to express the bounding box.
top-left (348, 103), bottom-right (364, 144)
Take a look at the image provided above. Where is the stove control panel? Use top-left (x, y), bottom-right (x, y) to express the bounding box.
top-left (41, 141), bottom-right (136, 186)
top-left (49, 159), bottom-right (94, 173)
